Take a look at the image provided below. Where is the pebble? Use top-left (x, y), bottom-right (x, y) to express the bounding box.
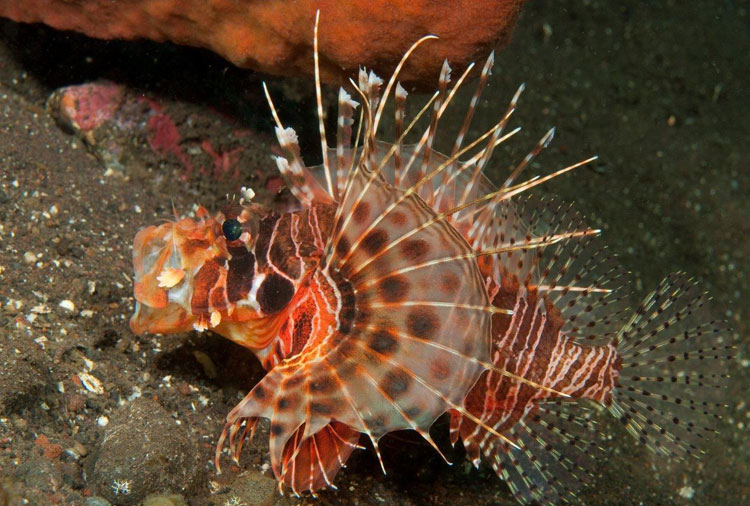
top-left (91, 398), bottom-right (202, 504)
top-left (0, 352), bottom-right (48, 416)
top-left (17, 456), bottom-right (62, 493)
top-left (65, 441), bottom-right (89, 460)
top-left (142, 494), bottom-right (188, 506)
top-left (220, 471), bottom-right (278, 506)
top-left (67, 393), bottom-right (85, 413)
top-left (85, 497), bottom-right (112, 506)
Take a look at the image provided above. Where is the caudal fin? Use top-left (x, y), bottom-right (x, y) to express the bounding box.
top-left (610, 273), bottom-right (734, 458)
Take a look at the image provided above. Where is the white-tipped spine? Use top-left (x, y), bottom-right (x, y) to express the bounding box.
top-left (313, 10), bottom-right (334, 196)
top-left (336, 88), bottom-right (359, 198)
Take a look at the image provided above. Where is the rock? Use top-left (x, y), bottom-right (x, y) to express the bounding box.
top-left (16, 456), bottom-right (62, 494)
top-left (0, 343), bottom-right (49, 416)
top-left (85, 497), bottom-right (112, 506)
top-left (90, 398), bottom-right (202, 505)
top-left (141, 494), bottom-right (188, 506)
top-left (47, 81), bottom-right (124, 136)
top-left (0, 0), bottom-right (527, 87)
top-left (34, 434), bottom-right (63, 460)
top-left (217, 471), bottom-right (278, 506)
top-left (46, 81), bottom-right (266, 181)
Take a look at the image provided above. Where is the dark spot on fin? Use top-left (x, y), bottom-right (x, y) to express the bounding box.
top-left (361, 229), bottom-right (388, 255)
top-left (378, 275), bottom-right (409, 302)
top-left (407, 308), bottom-right (439, 339)
top-left (367, 330), bottom-right (399, 355)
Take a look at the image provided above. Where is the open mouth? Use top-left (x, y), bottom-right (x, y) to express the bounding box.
top-left (130, 222), bottom-right (195, 334)
top-left (130, 300), bottom-right (192, 334)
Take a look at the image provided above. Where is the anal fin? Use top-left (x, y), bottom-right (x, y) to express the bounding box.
top-left (281, 421), bottom-right (362, 494)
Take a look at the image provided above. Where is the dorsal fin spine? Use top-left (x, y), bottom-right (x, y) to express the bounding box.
top-left (326, 90), bottom-right (440, 264)
top-left (340, 111), bottom-right (521, 270)
top-left (335, 88), bottom-right (359, 199)
top-left (312, 11), bottom-right (334, 196)
top-left (393, 82), bottom-right (408, 185)
top-left (419, 60), bottom-right (452, 185)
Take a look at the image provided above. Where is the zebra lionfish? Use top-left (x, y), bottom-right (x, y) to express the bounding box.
top-left (129, 13), bottom-right (732, 504)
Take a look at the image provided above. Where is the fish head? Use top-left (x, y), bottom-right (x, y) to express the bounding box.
top-left (130, 202), bottom-right (272, 346)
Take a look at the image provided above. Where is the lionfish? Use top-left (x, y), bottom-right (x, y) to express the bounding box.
top-left (129, 13), bottom-right (732, 504)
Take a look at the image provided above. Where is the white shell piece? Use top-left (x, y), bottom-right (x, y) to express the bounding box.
top-left (79, 372), bottom-right (104, 395)
top-left (58, 299), bottom-right (76, 312)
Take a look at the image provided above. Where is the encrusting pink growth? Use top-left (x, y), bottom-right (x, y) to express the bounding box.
top-left (130, 12), bottom-right (733, 503)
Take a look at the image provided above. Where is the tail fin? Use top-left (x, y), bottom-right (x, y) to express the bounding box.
top-left (610, 273), bottom-right (734, 458)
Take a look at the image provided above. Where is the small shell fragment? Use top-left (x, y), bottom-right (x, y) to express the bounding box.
top-left (82, 357), bottom-right (95, 372)
top-left (78, 372), bottom-right (104, 395)
top-left (58, 299), bottom-right (76, 312)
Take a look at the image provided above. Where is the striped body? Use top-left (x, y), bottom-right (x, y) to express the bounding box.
top-left (452, 279), bottom-right (620, 465)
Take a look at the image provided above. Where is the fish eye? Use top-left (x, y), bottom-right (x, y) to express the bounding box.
top-left (222, 219), bottom-right (243, 241)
